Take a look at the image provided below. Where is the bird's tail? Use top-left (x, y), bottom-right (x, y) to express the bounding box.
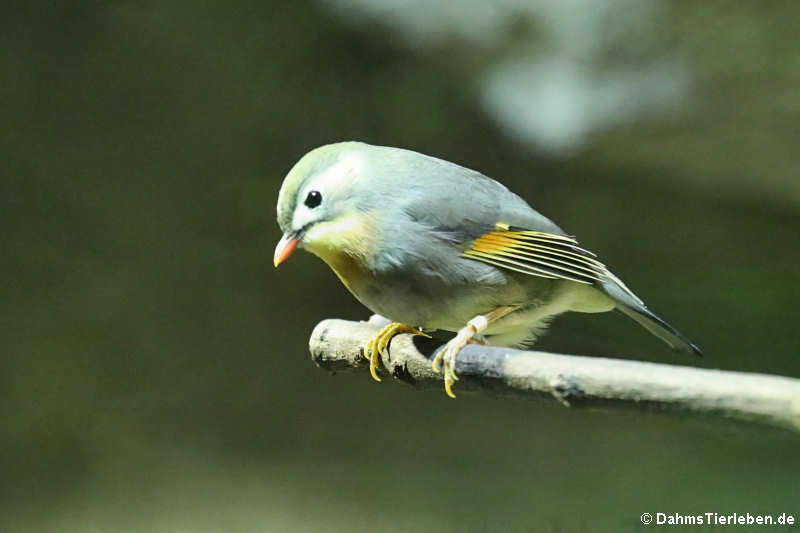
top-left (600, 272), bottom-right (702, 357)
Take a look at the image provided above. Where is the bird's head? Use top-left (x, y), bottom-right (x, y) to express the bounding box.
top-left (274, 142), bottom-right (372, 268)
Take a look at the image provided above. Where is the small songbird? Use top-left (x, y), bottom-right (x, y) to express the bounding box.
top-left (274, 142), bottom-right (701, 397)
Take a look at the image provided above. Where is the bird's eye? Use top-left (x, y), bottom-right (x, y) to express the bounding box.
top-left (304, 190), bottom-right (322, 209)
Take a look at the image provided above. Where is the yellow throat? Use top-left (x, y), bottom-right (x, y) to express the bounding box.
top-left (302, 211), bottom-right (377, 291)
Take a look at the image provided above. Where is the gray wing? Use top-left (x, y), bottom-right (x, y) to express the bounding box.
top-left (365, 145), bottom-right (701, 354)
top-left (365, 145), bottom-right (596, 283)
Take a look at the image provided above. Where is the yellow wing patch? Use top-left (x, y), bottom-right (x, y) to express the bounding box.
top-left (462, 224), bottom-right (608, 284)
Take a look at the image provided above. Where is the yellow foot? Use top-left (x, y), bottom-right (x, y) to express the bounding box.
top-left (431, 307), bottom-right (517, 398)
top-left (431, 327), bottom-right (477, 399)
top-left (363, 322), bottom-right (430, 382)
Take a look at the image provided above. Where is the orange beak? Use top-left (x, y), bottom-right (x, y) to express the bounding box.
top-left (273, 233), bottom-right (299, 267)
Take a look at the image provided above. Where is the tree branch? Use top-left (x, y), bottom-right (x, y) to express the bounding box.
top-left (309, 319), bottom-right (800, 432)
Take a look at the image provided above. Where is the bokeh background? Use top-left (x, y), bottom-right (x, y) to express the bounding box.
top-left (3, 1), bottom-right (799, 531)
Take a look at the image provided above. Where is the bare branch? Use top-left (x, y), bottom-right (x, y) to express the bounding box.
top-left (309, 319), bottom-right (800, 432)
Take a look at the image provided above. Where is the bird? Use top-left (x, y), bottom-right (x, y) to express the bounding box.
top-left (274, 141), bottom-right (701, 398)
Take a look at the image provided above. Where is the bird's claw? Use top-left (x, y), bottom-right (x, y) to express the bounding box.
top-left (364, 323), bottom-right (430, 382)
top-left (431, 329), bottom-right (476, 398)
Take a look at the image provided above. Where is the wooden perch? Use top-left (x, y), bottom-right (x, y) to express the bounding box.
top-left (309, 318), bottom-right (800, 432)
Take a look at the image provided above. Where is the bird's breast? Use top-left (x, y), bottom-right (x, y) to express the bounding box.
top-left (302, 211), bottom-right (378, 294)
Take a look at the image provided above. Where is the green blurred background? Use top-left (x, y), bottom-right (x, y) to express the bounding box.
top-left (2, 1), bottom-right (799, 531)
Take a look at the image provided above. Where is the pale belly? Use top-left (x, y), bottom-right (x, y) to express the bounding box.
top-left (310, 240), bottom-right (614, 344)
top-left (349, 267), bottom-right (562, 333)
